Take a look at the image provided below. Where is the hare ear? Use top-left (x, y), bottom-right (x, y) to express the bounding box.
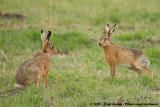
top-left (108, 24), bottom-right (116, 37)
top-left (41, 29), bottom-right (46, 41)
top-left (104, 24), bottom-right (109, 35)
top-left (46, 31), bottom-right (51, 41)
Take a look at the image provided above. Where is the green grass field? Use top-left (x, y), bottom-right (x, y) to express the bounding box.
top-left (0, 0), bottom-right (160, 106)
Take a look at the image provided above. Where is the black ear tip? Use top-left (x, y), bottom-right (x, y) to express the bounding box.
top-left (107, 24), bottom-right (109, 27)
top-left (114, 24), bottom-right (117, 26)
top-left (48, 31), bottom-right (51, 35)
top-left (41, 29), bottom-right (43, 33)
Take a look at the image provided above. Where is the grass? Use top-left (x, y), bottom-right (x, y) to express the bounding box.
top-left (0, 0), bottom-right (160, 106)
top-left (117, 32), bottom-right (144, 41)
top-left (52, 31), bottom-right (92, 52)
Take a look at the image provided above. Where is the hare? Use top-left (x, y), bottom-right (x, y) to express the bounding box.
top-left (98, 24), bottom-right (153, 78)
top-left (15, 30), bottom-right (57, 88)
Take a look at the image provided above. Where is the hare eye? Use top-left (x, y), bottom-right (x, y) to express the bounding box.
top-left (104, 38), bottom-right (107, 40)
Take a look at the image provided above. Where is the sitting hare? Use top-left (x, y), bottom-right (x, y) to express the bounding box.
top-left (15, 30), bottom-right (57, 88)
top-left (98, 24), bottom-right (153, 78)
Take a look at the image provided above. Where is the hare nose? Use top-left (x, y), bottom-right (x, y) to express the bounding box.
top-left (99, 43), bottom-right (102, 46)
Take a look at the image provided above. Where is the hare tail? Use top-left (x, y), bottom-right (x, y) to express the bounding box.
top-left (14, 84), bottom-right (25, 88)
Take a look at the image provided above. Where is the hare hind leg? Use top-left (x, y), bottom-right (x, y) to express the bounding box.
top-left (133, 64), bottom-right (153, 78)
top-left (141, 67), bottom-right (153, 78)
top-left (132, 58), bottom-right (153, 78)
top-left (128, 67), bottom-right (143, 77)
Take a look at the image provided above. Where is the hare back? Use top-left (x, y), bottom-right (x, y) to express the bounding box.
top-left (15, 59), bottom-right (42, 86)
top-left (16, 52), bottom-right (51, 75)
top-left (116, 47), bottom-right (149, 68)
top-left (103, 44), bottom-right (146, 65)
top-left (15, 52), bottom-right (51, 86)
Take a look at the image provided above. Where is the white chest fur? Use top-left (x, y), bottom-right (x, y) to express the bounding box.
top-left (117, 63), bottom-right (132, 68)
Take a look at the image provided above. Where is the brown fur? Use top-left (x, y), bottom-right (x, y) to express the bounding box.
top-left (98, 24), bottom-right (153, 78)
top-left (15, 30), bottom-right (57, 88)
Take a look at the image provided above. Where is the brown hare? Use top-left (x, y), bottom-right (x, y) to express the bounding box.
top-left (15, 30), bottom-right (57, 88)
top-left (98, 24), bottom-right (153, 78)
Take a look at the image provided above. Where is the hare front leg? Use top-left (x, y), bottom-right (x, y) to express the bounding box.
top-left (43, 75), bottom-right (48, 88)
top-left (35, 74), bottom-right (41, 86)
top-left (38, 75), bottom-right (42, 86)
top-left (110, 65), bottom-right (116, 78)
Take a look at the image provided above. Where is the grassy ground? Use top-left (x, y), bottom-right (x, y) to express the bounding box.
top-left (0, 0), bottom-right (160, 106)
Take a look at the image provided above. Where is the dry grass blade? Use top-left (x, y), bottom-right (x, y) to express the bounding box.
top-left (0, 50), bottom-right (9, 62)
